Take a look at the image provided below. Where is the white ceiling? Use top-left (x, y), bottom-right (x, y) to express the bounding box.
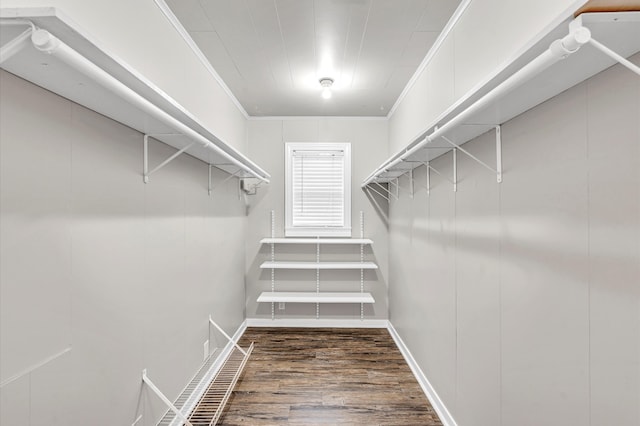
top-left (165, 0), bottom-right (462, 117)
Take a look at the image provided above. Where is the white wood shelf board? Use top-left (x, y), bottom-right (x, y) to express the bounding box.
top-left (365, 12), bottom-right (640, 184)
top-left (260, 261), bottom-right (378, 270)
top-left (0, 8), bottom-right (269, 181)
top-left (260, 238), bottom-right (373, 245)
top-left (257, 292), bottom-right (375, 304)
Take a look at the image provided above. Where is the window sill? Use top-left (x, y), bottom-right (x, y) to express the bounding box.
top-left (285, 227), bottom-right (352, 238)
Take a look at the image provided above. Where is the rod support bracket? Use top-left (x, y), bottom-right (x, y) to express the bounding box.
top-left (496, 125), bottom-right (503, 183)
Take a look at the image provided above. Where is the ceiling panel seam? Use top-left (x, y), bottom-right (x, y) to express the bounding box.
top-left (246, 0), bottom-right (278, 88)
top-left (273, 0), bottom-right (295, 89)
top-left (386, 0), bottom-right (473, 119)
top-left (339, 8), bottom-right (353, 86)
top-left (153, 0), bottom-right (250, 119)
top-left (352, 0), bottom-right (373, 89)
top-left (247, 115), bottom-right (388, 121)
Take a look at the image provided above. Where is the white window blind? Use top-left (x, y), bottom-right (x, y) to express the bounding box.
top-left (285, 143), bottom-right (351, 237)
top-left (292, 149), bottom-right (344, 227)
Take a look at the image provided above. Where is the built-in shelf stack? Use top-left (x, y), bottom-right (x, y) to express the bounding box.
top-left (257, 291), bottom-right (375, 304)
top-left (258, 213), bottom-right (377, 319)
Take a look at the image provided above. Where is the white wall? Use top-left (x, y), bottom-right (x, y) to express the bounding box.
top-left (388, 55), bottom-right (640, 426)
top-left (1, 0), bottom-right (247, 154)
top-left (0, 70), bottom-right (247, 426)
top-left (245, 118), bottom-right (390, 322)
top-left (389, 0), bottom-right (585, 154)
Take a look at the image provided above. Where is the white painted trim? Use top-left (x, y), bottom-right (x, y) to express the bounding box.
top-left (247, 116), bottom-right (388, 121)
top-left (387, 0), bottom-right (473, 118)
top-left (260, 261), bottom-right (377, 270)
top-left (386, 322), bottom-right (457, 426)
top-left (245, 318), bottom-right (389, 328)
top-left (153, 0), bottom-right (249, 119)
top-left (257, 291), bottom-right (375, 304)
top-left (260, 237), bottom-right (373, 245)
top-left (285, 142), bottom-right (352, 238)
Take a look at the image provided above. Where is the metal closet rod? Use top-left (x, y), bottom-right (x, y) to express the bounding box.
top-left (362, 17), bottom-right (635, 188)
top-left (2, 21), bottom-right (270, 184)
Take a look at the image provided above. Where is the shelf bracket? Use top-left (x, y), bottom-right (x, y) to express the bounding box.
top-left (426, 161), bottom-right (430, 196)
top-left (414, 161), bottom-right (432, 195)
top-left (370, 181), bottom-right (397, 201)
top-left (387, 178), bottom-right (402, 198)
top-left (143, 134), bottom-right (195, 184)
top-left (209, 168), bottom-right (242, 193)
top-left (208, 164), bottom-right (213, 196)
top-left (364, 184), bottom-right (390, 202)
top-left (420, 161), bottom-right (456, 191)
top-left (209, 316), bottom-right (247, 356)
top-left (438, 132), bottom-right (502, 183)
top-left (408, 169), bottom-right (414, 199)
top-left (453, 148), bottom-right (457, 192)
top-left (496, 125), bottom-right (502, 183)
top-left (142, 369), bottom-right (194, 426)
top-left (240, 177), bottom-right (264, 196)
top-left (587, 37), bottom-right (640, 78)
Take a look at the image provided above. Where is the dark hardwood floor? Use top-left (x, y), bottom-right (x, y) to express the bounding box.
top-left (217, 327), bottom-right (443, 425)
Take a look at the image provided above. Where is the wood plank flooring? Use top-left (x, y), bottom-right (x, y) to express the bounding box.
top-left (215, 327), bottom-right (443, 425)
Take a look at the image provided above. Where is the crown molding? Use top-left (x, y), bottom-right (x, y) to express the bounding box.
top-left (387, 0), bottom-right (473, 119)
top-left (153, 0), bottom-right (249, 119)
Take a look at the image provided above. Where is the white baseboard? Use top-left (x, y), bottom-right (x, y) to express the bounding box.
top-left (245, 317), bottom-right (389, 328)
top-left (386, 322), bottom-right (457, 426)
top-left (204, 319), bottom-right (455, 426)
top-left (231, 319), bottom-right (249, 343)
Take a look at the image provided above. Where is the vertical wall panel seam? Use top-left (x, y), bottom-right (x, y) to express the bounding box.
top-left (498, 144), bottom-right (503, 426)
top-left (453, 163), bottom-right (459, 416)
top-left (636, 59), bottom-right (640, 420)
top-left (28, 374), bottom-right (31, 425)
top-left (183, 159), bottom-right (187, 372)
top-left (142, 134), bottom-right (148, 425)
top-left (68, 102), bottom-right (75, 356)
top-left (452, 31), bottom-right (459, 419)
top-left (68, 101), bottom-right (75, 425)
top-left (67, 101), bottom-right (75, 426)
top-left (585, 80), bottom-right (592, 426)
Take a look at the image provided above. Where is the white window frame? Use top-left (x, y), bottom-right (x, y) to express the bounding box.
top-left (285, 142), bottom-right (351, 237)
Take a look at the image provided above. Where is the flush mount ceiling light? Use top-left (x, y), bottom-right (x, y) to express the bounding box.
top-left (319, 78), bottom-right (333, 99)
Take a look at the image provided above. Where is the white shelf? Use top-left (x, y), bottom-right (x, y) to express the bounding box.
top-left (363, 12), bottom-right (640, 185)
top-left (260, 261), bottom-right (378, 270)
top-left (257, 292), bottom-right (375, 304)
top-left (0, 8), bottom-right (270, 182)
top-left (260, 238), bottom-right (373, 245)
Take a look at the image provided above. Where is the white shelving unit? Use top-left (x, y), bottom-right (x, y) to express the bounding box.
top-left (257, 292), bottom-right (375, 304)
top-left (260, 238), bottom-right (373, 245)
top-left (260, 261), bottom-right (378, 270)
top-left (0, 8), bottom-right (270, 187)
top-left (362, 11), bottom-right (640, 196)
top-left (259, 211), bottom-right (376, 320)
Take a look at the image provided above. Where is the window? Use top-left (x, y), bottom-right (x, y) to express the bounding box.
top-left (285, 142), bottom-right (351, 237)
